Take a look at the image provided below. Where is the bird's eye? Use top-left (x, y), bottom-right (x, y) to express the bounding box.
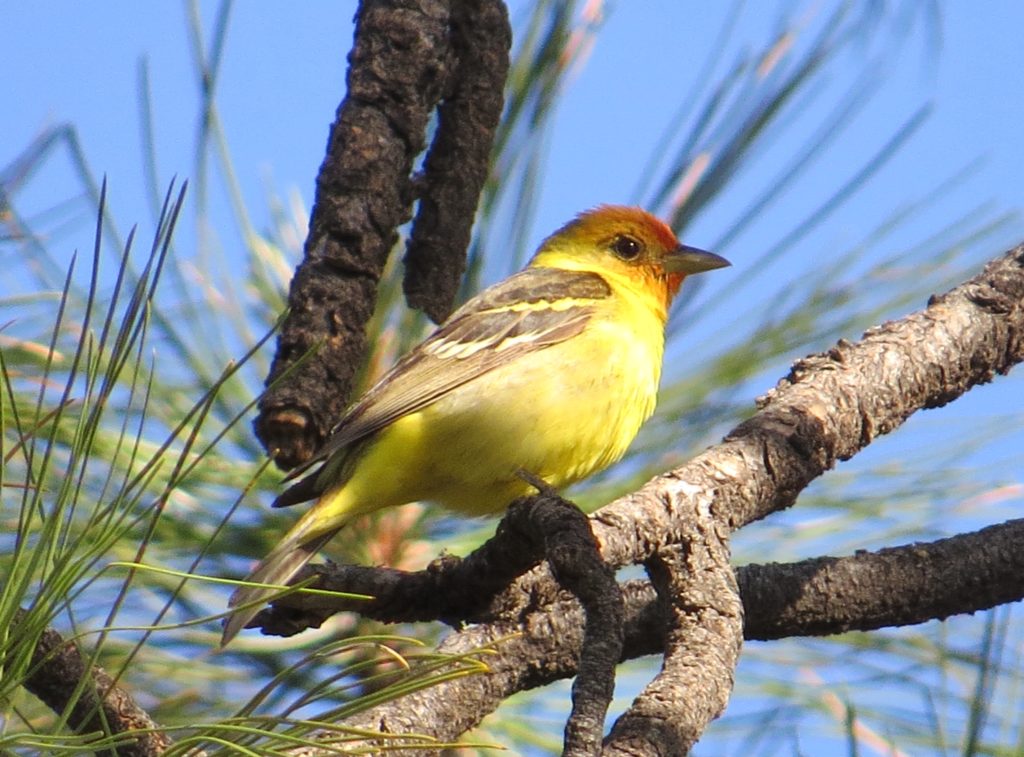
top-left (610, 235), bottom-right (643, 261)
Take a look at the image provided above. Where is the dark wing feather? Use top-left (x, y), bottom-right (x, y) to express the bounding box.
top-left (274, 267), bottom-right (611, 505)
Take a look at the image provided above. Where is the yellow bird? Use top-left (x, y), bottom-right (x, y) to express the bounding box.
top-left (222, 206), bottom-right (728, 644)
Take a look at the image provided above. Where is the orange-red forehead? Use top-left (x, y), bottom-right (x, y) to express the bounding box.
top-left (568, 205), bottom-right (680, 251)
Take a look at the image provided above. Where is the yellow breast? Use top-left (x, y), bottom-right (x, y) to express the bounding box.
top-left (335, 288), bottom-right (665, 516)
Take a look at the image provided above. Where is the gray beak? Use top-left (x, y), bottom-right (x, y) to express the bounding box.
top-left (663, 245), bottom-right (731, 274)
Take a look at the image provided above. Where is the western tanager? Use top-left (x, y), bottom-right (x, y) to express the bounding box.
top-left (222, 206), bottom-right (728, 644)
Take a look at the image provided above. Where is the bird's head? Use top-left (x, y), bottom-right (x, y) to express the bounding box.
top-left (530, 205), bottom-right (729, 316)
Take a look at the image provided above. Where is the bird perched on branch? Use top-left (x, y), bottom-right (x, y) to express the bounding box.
top-left (222, 205), bottom-right (729, 644)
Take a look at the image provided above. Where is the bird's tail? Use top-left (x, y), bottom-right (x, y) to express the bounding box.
top-left (220, 509), bottom-right (342, 646)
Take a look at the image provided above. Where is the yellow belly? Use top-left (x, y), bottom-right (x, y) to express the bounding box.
top-left (336, 310), bottom-right (664, 516)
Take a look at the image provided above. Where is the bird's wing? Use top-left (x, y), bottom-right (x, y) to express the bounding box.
top-left (274, 267), bottom-right (612, 503)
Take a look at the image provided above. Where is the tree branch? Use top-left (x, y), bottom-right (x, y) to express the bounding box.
top-left (740, 517), bottom-right (1024, 639)
top-left (588, 244), bottom-right (1024, 566)
top-left (307, 244), bottom-right (1024, 750)
top-left (16, 609), bottom-right (173, 757)
top-left (403, 0), bottom-right (511, 322)
top-left (256, 0), bottom-right (512, 467)
top-left (256, 486), bottom-right (624, 757)
top-left (604, 521), bottom-right (742, 754)
top-left (256, 516), bottom-right (1024, 645)
top-left (511, 485), bottom-right (624, 757)
top-left (321, 519), bottom-right (1024, 756)
top-left (256, 0), bottom-right (453, 468)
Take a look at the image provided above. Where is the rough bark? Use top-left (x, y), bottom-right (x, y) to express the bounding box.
top-left (255, 0), bottom-right (452, 469)
top-left (403, 0), bottom-right (511, 322)
top-left (514, 486), bottom-right (624, 757)
top-left (15, 609), bottom-right (173, 757)
top-left (589, 244), bottom-right (1024, 564)
top-left (256, 0), bottom-right (510, 469)
top-left (27, 516), bottom-right (1024, 754)
top-left (739, 517), bottom-right (1024, 639)
top-left (276, 244), bottom-right (1024, 753)
top-left (320, 517), bottom-right (1024, 756)
top-left (603, 523), bottom-right (742, 754)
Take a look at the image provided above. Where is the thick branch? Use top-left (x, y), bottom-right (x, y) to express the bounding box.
top-left (403, 0), bottom-right (511, 322)
top-left (16, 609), bottom-right (172, 757)
top-left (256, 0), bottom-right (453, 468)
top-left (323, 244), bottom-right (1024, 747)
top-left (328, 518), bottom-right (1024, 755)
top-left (740, 517), bottom-right (1024, 639)
top-left (588, 245), bottom-right (1024, 565)
top-left (257, 0), bottom-right (512, 466)
top-left (604, 523), bottom-right (742, 755)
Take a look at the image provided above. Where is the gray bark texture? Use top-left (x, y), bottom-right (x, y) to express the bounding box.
top-left (279, 246), bottom-right (1024, 753)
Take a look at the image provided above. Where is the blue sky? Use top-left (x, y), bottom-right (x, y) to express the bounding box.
top-left (4, 2), bottom-right (1024, 752)
top-left (6, 2), bottom-right (1024, 259)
